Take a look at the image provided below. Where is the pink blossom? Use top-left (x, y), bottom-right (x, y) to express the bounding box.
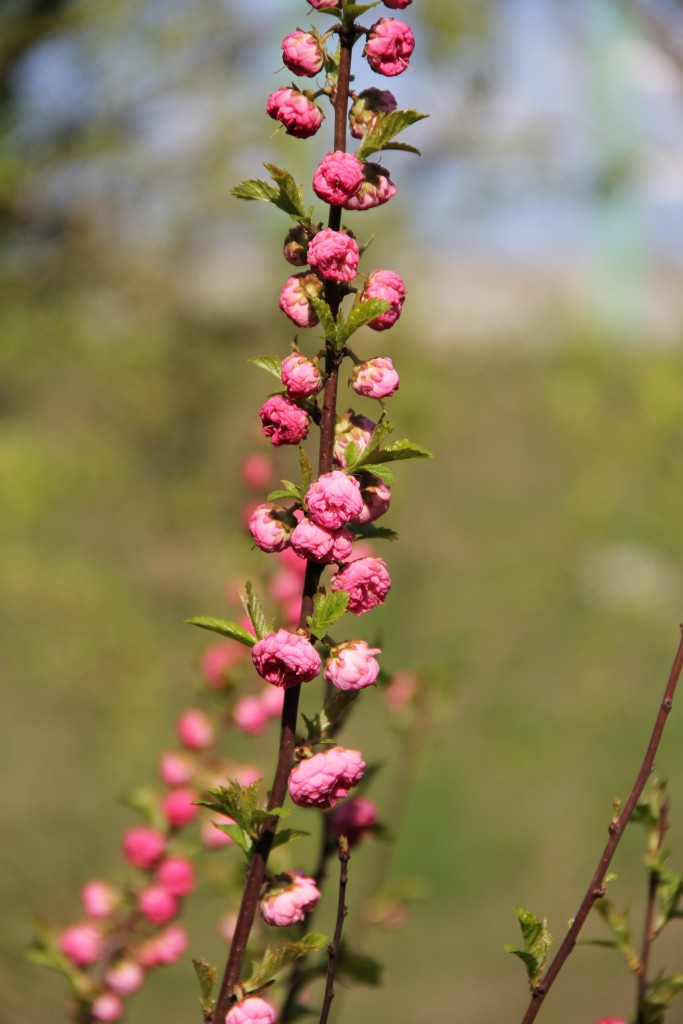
top-left (312, 151), bottom-right (364, 206)
top-left (283, 224), bottom-right (310, 266)
top-left (289, 746), bottom-right (365, 809)
top-left (252, 629), bottom-right (321, 688)
top-left (281, 30), bottom-right (324, 77)
top-left (122, 826), bottom-right (165, 870)
top-left (305, 470), bottom-right (363, 529)
top-left (291, 517), bottom-right (354, 564)
top-left (159, 751), bottom-right (194, 787)
top-left (156, 857), bottom-right (195, 897)
top-left (279, 272), bottom-right (323, 328)
top-left (361, 268), bottom-right (406, 330)
top-left (177, 707), bottom-right (214, 750)
top-left (233, 694), bottom-right (269, 735)
top-left (59, 922), bottom-right (103, 967)
top-left (259, 394), bottom-right (309, 448)
top-left (332, 557), bottom-right (392, 614)
top-left (364, 18), bottom-right (415, 77)
top-left (384, 0), bottom-right (412, 7)
top-left (260, 872), bottom-right (321, 927)
top-left (242, 453), bottom-right (273, 491)
top-left (138, 884), bottom-right (179, 926)
top-left (343, 162), bottom-right (397, 211)
top-left (281, 353), bottom-right (322, 400)
top-left (201, 812), bottom-right (235, 850)
top-left (328, 795), bottom-right (378, 846)
top-left (357, 477), bottom-right (392, 524)
top-left (324, 640), bottom-right (381, 690)
top-left (307, 228), bottom-right (360, 283)
top-left (384, 671), bottom-right (417, 711)
top-left (596, 1020), bottom-right (627, 1024)
top-left (266, 87), bottom-right (323, 139)
top-left (200, 642), bottom-right (244, 688)
top-left (349, 87), bottom-right (397, 139)
top-left (219, 911), bottom-right (238, 943)
top-left (333, 411), bottom-right (376, 468)
top-left (351, 357), bottom-right (400, 399)
top-left (307, 0), bottom-right (338, 8)
top-left (92, 993), bottom-right (123, 1022)
top-left (104, 959), bottom-right (145, 996)
top-left (248, 503), bottom-right (295, 553)
top-left (225, 996), bottom-right (277, 1024)
top-left (138, 924), bottom-right (188, 968)
top-left (81, 879), bottom-right (119, 919)
top-left (162, 787), bottom-right (199, 829)
top-left (260, 684), bottom-right (285, 718)
top-left (234, 764), bottom-right (262, 786)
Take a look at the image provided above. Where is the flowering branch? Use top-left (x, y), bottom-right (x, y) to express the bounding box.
top-left (319, 838), bottom-right (350, 1024)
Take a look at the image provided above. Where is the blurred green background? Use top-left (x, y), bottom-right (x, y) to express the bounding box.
top-left (3, 1), bottom-right (683, 1022)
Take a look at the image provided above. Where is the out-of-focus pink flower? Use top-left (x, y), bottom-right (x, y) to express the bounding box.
top-left (384, 671), bottom-right (417, 711)
top-left (324, 640), bottom-right (381, 690)
top-left (122, 826), bottom-right (165, 870)
top-left (104, 959), bottom-right (145, 996)
top-left (357, 476), bottom-right (392, 524)
top-left (162, 788), bottom-right (199, 829)
top-left (138, 925), bottom-right (188, 968)
top-left (383, 0), bottom-right (412, 7)
top-left (201, 812), bottom-right (235, 850)
top-left (333, 410), bottom-right (376, 468)
top-left (349, 87), bottom-right (397, 138)
top-left (596, 1020), bottom-right (627, 1024)
top-left (260, 872), bottom-right (321, 927)
top-left (137, 884), bottom-right (179, 926)
top-left (81, 879), bottom-right (119, 919)
top-left (248, 503), bottom-right (295, 553)
top-left (59, 922), bottom-right (103, 967)
top-left (328, 795), bottom-right (378, 845)
top-left (156, 857), bottom-right (195, 897)
top-left (159, 751), bottom-right (194, 787)
top-left (307, 228), bottom-right (360, 283)
top-left (260, 684), bottom-right (285, 718)
top-left (225, 996), bottom-right (278, 1024)
top-left (343, 162), bottom-right (397, 211)
top-left (361, 268), bottom-right (406, 331)
top-left (307, 0), bottom-right (338, 8)
top-left (242, 453), bottom-right (273, 491)
top-left (177, 707), bottom-right (214, 750)
top-left (281, 353), bottom-right (323, 400)
top-left (281, 30), bottom-right (324, 76)
top-left (288, 746), bottom-right (365, 808)
top-left (234, 764), bottom-right (262, 786)
top-left (312, 151), bottom-right (364, 205)
top-left (291, 517), bottom-right (354, 564)
top-left (234, 694), bottom-right (269, 735)
top-left (252, 630), bottom-right (321, 688)
top-left (260, 395), bottom-right (309, 448)
top-left (305, 471), bottom-right (363, 529)
top-left (332, 557), bottom-right (391, 614)
top-left (351, 357), bottom-right (400, 399)
top-left (364, 18), bottom-right (415, 76)
top-left (279, 272), bottom-right (323, 328)
top-left (200, 642), bottom-right (244, 688)
top-left (92, 992), bottom-right (123, 1022)
top-left (266, 87), bottom-right (323, 138)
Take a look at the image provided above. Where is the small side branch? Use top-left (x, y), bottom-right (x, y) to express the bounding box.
top-left (636, 794), bottom-right (669, 1023)
top-left (319, 837), bottom-right (350, 1024)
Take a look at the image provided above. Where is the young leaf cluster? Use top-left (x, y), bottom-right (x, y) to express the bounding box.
top-left (505, 908), bottom-right (553, 989)
top-left (198, 780), bottom-right (294, 857)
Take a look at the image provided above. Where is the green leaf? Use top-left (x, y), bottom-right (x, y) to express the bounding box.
top-left (364, 463), bottom-right (395, 485)
top-left (192, 958), bottom-right (218, 1013)
top-left (306, 690), bottom-right (358, 742)
top-left (308, 293), bottom-right (337, 343)
top-left (263, 163), bottom-right (306, 218)
top-left (356, 109), bottom-right (428, 161)
top-left (247, 934), bottom-right (328, 990)
top-left (363, 439), bottom-right (435, 465)
top-left (231, 177), bottom-right (279, 204)
top-left (215, 823), bottom-right (253, 854)
top-left (271, 827), bottom-right (311, 850)
top-left (307, 591), bottom-right (350, 641)
top-left (201, 780), bottom-right (261, 835)
top-left (656, 870), bottom-right (683, 932)
top-left (337, 945), bottom-right (383, 987)
top-left (241, 582), bottom-right (269, 641)
top-left (380, 142), bottom-right (422, 156)
top-left (299, 447), bottom-right (313, 495)
top-left (26, 922), bottom-right (72, 979)
top-left (344, 3), bottom-right (380, 17)
top-left (336, 298), bottom-right (390, 345)
top-left (252, 805), bottom-right (291, 826)
top-left (185, 616), bottom-right (256, 648)
top-left (267, 486), bottom-right (302, 503)
top-left (505, 908), bottom-right (553, 988)
top-left (352, 523), bottom-right (399, 542)
top-left (249, 356), bottom-right (282, 380)
top-left (594, 898), bottom-right (639, 971)
top-left (343, 420), bottom-right (393, 473)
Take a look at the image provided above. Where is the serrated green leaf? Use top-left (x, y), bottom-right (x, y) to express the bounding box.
top-left (215, 823), bottom-right (252, 854)
top-left (241, 582), bottom-right (269, 641)
top-left (344, 2), bottom-right (380, 16)
top-left (267, 487), bottom-right (302, 503)
top-left (252, 805), bottom-right (291, 826)
top-left (644, 974), bottom-right (683, 1018)
top-left (271, 827), bottom-right (311, 850)
top-left (185, 616), bottom-right (256, 648)
top-left (364, 439), bottom-right (435, 465)
top-left (352, 523), bottom-right (399, 542)
top-left (343, 420), bottom-right (393, 473)
top-left (231, 178), bottom-right (279, 204)
top-left (201, 780), bottom-right (262, 836)
top-left (506, 908), bottom-right (553, 987)
top-left (247, 934), bottom-right (328, 990)
top-left (307, 591), bottom-right (350, 640)
top-left (193, 958), bottom-right (218, 1013)
top-left (299, 447), bottom-right (313, 494)
top-left (249, 356), bottom-right (282, 380)
top-left (337, 298), bottom-right (390, 345)
top-left (312, 5), bottom-right (341, 15)
top-left (364, 463), bottom-right (395, 485)
top-left (308, 293), bottom-right (337, 343)
top-left (356, 109), bottom-right (428, 160)
top-left (594, 898), bottom-right (639, 971)
top-left (337, 945), bottom-right (383, 986)
top-left (264, 163), bottom-right (306, 218)
top-left (656, 870), bottom-right (683, 932)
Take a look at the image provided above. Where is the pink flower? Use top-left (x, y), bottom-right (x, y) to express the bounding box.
top-left (312, 151), bottom-right (364, 206)
top-left (266, 87), bottom-right (323, 138)
top-left (162, 787), bottom-right (199, 828)
top-left (59, 922), bottom-right (103, 967)
top-left (281, 353), bottom-right (322, 400)
top-left (81, 879), bottom-right (119, 919)
top-left (104, 959), bottom-right (145, 996)
top-left (200, 642), bottom-right (244, 688)
top-left (279, 272), bottom-right (323, 328)
top-left (349, 87), bottom-right (397, 139)
top-left (384, 671), bottom-right (417, 711)
top-left (384, 0), bottom-right (412, 7)
top-left (351, 357), bottom-right (400, 399)
top-left (260, 684), bottom-right (285, 718)
top-left (307, 228), bottom-right (359, 283)
top-left (260, 872), bottom-right (321, 927)
top-left (331, 557), bottom-right (392, 614)
top-left (281, 30), bottom-right (324, 77)
top-left (333, 411), bottom-right (376, 468)
top-left (177, 707), bottom-right (214, 750)
top-left (138, 884), bottom-right (179, 926)
top-left (248, 503), bottom-right (295, 553)
top-left (225, 996), bottom-right (277, 1024)
top-left (289, 746), bottom-right (365, 809)
top-left (291, 517), bottom-right (354, 564)
top-left (364, 18), bottom-right (415, 76)
top-left (201, 812), bottom-right (235, 850)
top-left (307, 0), bottom-right (338, 8)
top-left (122, 826), bottom-right (165, 870)
top-left (324, 639), bottom-right (381, 690)
top-left (305, 470), bottom-right (363, 529)
top-left (92, 993), bottom-right (123, 1022)
top-left (361, 268), bottom-right (406, 330)
top-left (233, 694), bottom-right (269, 735)
top-left (156, 857), bottom-right (195, 897)
top-left (343, 161), bottom-right (397, 211)
top-left (596, 1020), bottom-right (627, 1024)
top-left (328, 795), bottom-right (378, 846)
top-left (357, 477), bottom-right (392, 524)
top-left (138, 924), bottom-right (187, 968)
top-left (260, 395), bottom-right (309, 448)
top-left (242, 453), bottom-right (273, 490)
top-left (159, 751), bottom-right (194, 787)
top-left (252, 629), bottom-right (322, 688)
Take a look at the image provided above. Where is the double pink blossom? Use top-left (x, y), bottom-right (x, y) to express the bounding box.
top-left (312, 151), bottom-right (364, 205)
top-left (252, 629), bottom-right (321, 688)
top-left (343, 162), bottom-right (397, 211)
top-left (351, 357), bottom-right (400, 399)
top-left (328, 795), bottom-right (379, 846)
top-left (307, 228), bottom-right (360, 282)
top-left (325, 640), bottom-right (381, 690)
top-left (362, 268), bottom-right (406, 331)
top-left (259, 871), bottom-right (321, 927)
top-left (357, 476), bottom-right (392, 524)
top-left (332, 556), bottom-right (392, 614)
top-left (248, 503), bottom-right (295, 553)
top-left (122, 826), bottom-right (165, 870)
top-left (281, 30), bottom-right (324, 77)
top-left (233, 694), bottom-right (269, 735)
top-left (159, 751), bottom-right (193, 787)
top-left (59, 922), bottom-right (103, 967)
top-left (137, 884), bottom-right (179, 926)
top-left (81, 879), bottom-right (119, 919)
top-left (225, 997), bottom-right (277, 1024)
top-left (156, 856), bottom-right (195, 897)
top-left (349, 87), bottom-right (397, 138)
top-left (279, 272), bottom-right (323, 328)
top-left (291, 517), bottom-right (354, 564)
top-left (281, 353), bottom-right (322, 399)
top-left (305, 470), bottom-right (363, 529)
top-left (288, 746), bottom-right (365, 808)
top-left (176, 707), bottom-right (214, 750)
top-left (266, 87), bottom-right (323, 138)
top-left (364, 18), bottom-right (415, 77)
top-left (259, 394), bottom-right (309, 447)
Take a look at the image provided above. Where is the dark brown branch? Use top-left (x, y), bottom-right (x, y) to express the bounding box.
top-left (319, 838), bottom-right (350, 1024)
top-left (636, 793), bottom-right (669, 1023)
top-left (520, 626), bottom-right (683, 1024)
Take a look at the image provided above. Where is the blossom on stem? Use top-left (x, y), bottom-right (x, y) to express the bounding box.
top-left (289, 746), bottom-right (365, 809)
top-left (252, 629), bottom-right (321, 688)
top-left (122, 826), bottom-right (165, 870)
top-left (259, 395), bottom-right (309, 448)
top-left (281, 352), bottom-right (322, 399)
top-left (242, 453), bottom-right (273, 490)
top-left (361, 268), bottom-right (406, 330)
top-left (281, 30), bottom-right (324, 77)
top-left (290, 517), bottom-right (354, 564)
top-left (137, 884), bottom-right (179, 926)
top-left (332, 556), bottom-right (392, 614)
top-left (384, 0), bottom-right (412, 6)
top-left (176, 707), bottom-right (214, 750)
top-left (364, 18), bottom-right (415, 77)
top-left (307, 228), bottom-right (359, 282)
top-left (328, 795), bottom-right (378, 846)
top-left (137, 924), bottom-right (188, 968)
top-left (233, 694), bottom-right (269, 735)
top-left (81, 879), bottom-right (119, 919)
top-left (312, 151), bottom-right (364, 205)
top-left (161, 787), bottom-right (199, 828)
top-left (259, 872), bottom-right (321, 927)
top-left (307, 0), bottom-right (338, 8)
top-left (351, 357), bottom-right (400, 399)
top-left (305, 470), bottom-right (363, 529)
top-left (225, 996), bottom-right (277, 1024)
top-left (343, 162), bottom-right (397, 211)
top-left (200, 642), bottom-right (244, 688)
top-left (159, 751), bottom-right (194, 787)
top-left (266, 87), bottom-right (323, 138)
top-left (349, 87), bottom-right (397, 138)
top-left (333, 410), bottom-right (376, 468)
top-left (279, 272), bottom-right (323, 328)
top-left (104, 959), bottom-right (145, 996)
top-left (59, 923), bottom-right (103, 967)
top-left (156, 857), bottom-right (195, 897)
top-left (92, 993), bottom-right (123, 1023)
top-left (248, 504), bottom-right (295, 553)
top-left (357, 476), bottom-right (392, 524)
top-left (324, 639), bottom-right (382, 690)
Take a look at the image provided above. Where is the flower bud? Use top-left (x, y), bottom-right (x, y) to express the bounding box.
top-left (137, 884), bottom-right (179, 926)
top-left (81, 879), bottom-right (120, 919)
top-left (122, 826), bottom-right (165, 870)
top-left (248, 503), bottom-right (296, 553)
top-left (266, 87), bottom-right (323, 138)
top-left (361, 268), bottom-right (406, 331)
top-left (283, 224), bottom-right (310, 267)
top-left (328, 795), bottom-right (378, 845)
top-left (159, 751), bottom-right (194, 787)
top-left (384, 0), bottom-right (412, 7)
top-left (200, 642), bottom-right (244, 688)
top-left (331, 556), bottom-right (392, 614)
top-left (333, 410), bottom-right (376, 468)
top-left (281, 30), bottom-right (324, 77)
top-left (259, 395), bottom-right (309, 448)
top-left (104, 959), bottom-right (145, 996)
top-left (242, 452), bottom-right (273, 490)
top-left (343, 162), bottom-right (396, 211)
top-left (307, 228), bottom-right (359, 283)
top-left (305, 470), bottom-right (363, 529)
top-left (312, 151), bottom-right (364, 206)
top-left (252, 629), bottom-right (321, 688)
top-left (92, 992), bottom-right (123, 1022)
top-left (281, 353), bottom-right (322, 400)
top-left (233, 694), bottom-right (269, 735)
top-left (279, 272), bottom-right (323, 329)
top-left (349, 87), bottom-right (397, 138)
top-left (260, 872), bottom-right (321, 927)
top-left (176, 707), bottom-right (214, 750)
top-left (225, 996), bottom-right (277, 1024)
top-left (59, 922), bottom-right (103, 967)
top-left (288, 746), bottom-right (365, 809)
top-left (364, 18), bottom-right (415, 77)
top-left (324, 640), bottom-right (381, 690)
top-left (357, 476), bottom-right (392, 524)
top-left (201, 812), bottom-right (235, 850)
top-left (156, 856), bottom-right (195, 897)
top-left (161, 787), bottom-right (199, 828)
top-left (291, 517), bottom-right (354, 564)
top-left (351, 357), bottom-right (400, 399)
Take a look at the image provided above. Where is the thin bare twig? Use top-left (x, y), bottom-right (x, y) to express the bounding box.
top-left (319, 838), bottom-right (351, 1024)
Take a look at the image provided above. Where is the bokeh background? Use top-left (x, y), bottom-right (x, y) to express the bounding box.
top-left (3, 0), bottom-right (683, 1022)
